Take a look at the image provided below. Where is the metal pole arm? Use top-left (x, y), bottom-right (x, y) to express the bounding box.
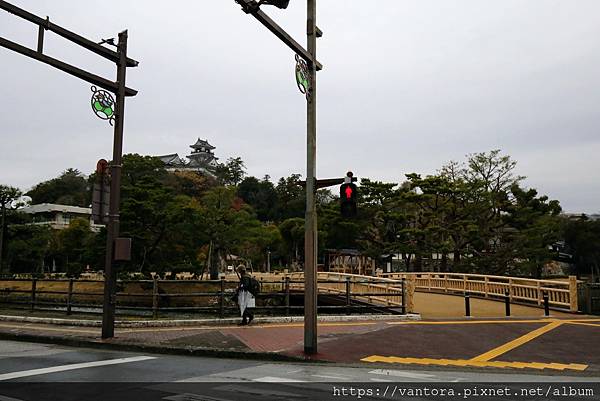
top-left (0, 0), bottom-right (138, 67)
top-left (236, 0), bottom-right (322, 71)
top-left (0, 36), bottom-right (138, 97)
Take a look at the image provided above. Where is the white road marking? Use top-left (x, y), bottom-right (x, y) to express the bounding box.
top-left (253, 376), bottom-right (304, 383)
top-left (311, 374), bottom-right (350, 380)
top-left (0, 396), bottom-right (25, 401)
top-left (163, 394), bottom-right (233, 401)
top-left (0, 356), bottom-right (157, 381)
top-left (368, 369), bottom-right (437, 380)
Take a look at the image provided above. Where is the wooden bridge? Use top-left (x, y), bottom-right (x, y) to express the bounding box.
top-left (258, 271), bottom-right (581, 314)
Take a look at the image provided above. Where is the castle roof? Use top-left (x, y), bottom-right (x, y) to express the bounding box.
top-left (157, 153), bottom-right (185, 167)
top-left (190, 138), bottom-right (215, 150)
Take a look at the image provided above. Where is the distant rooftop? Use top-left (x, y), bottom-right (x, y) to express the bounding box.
top-left (21, 203), bottom-right (91, 214)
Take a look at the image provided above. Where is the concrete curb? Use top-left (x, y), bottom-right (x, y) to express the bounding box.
top-left (0, 331), bottom-right (310, 363)
top-left (0, 313), bottom-right (420, 328)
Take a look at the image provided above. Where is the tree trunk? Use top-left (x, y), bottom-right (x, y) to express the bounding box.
top-left (404, 253), bottom-right (412, 272)
top-left (209, 245), bottom-right (220, 280)
top-left (414, 254), bottom-right (422, 271)
top-left (453, 250), bottom-right (461, 267)
top-left (0, 206), bottom-right (5, 273)
top-left (440, 253), bottom-right (448, 272)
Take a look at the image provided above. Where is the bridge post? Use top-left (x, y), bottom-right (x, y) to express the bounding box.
top-left (401, 278), bottom-right (406, 314)
top-left (569, 276), bottom-right (578, 312)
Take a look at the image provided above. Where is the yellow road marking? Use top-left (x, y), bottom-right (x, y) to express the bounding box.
top-left (389, 318), bottom-right (600, 325)
top-left (470, 321), bottom-right (563, 362)
top-left (361, 355), bottom-right (588, 371)
top-left (565, 321), bottom-right (600, 328)
top-left (389, 319), bottom-right (557, 325)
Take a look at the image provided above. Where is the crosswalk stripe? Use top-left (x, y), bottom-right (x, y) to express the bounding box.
top-left (253, 376), bottom-right (304, 382)
top-left (0, 356), bottom-right (157, 381)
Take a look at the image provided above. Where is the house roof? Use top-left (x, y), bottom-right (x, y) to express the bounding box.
top-left (21, 203), bottom-right (92, 215)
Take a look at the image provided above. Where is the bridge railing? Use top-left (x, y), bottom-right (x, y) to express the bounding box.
top-left (377, 272), bottom-right (579, 312)
top-left (259, 272), bottom-right (412, 312)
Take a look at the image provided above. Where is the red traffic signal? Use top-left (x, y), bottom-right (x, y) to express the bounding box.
top-left (340, 183), bottom-right (357, 218)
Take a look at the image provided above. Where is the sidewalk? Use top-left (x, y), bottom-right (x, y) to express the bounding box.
top-left (0, 314), bottom-right (402, 362)
top-left (0, 312), bottom-right (599, 375)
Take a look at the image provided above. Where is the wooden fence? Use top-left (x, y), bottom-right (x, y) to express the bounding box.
top-left (377, 272), bottom-right (579, 312)
top-left (0, 274), bottom-right (408, 317)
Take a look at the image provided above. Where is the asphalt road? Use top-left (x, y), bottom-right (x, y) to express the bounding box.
top-left (0, 340), bottom-right (598, 401)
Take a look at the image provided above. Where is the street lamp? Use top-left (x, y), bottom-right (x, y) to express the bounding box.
top-left (234, 0), bottom-right (321, 354)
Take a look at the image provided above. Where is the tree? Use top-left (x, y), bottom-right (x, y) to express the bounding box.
top-left (0, 185), bottom-right (22, 272)
top-left (237, 176), bottom-right (278, 221)
top-left (199, 186), bottom-right (269, 278)
top-left (278, 217), bottom-right (305, 265)
top-left (26, 169), bottom-right (89, 207)
top-left (275, 174), bottom-right (305, 221)
top-left (562, 217), bottom-right (600, 280)
top-left (4, 224), bottom-right (52, 274)
top-left (215, 157), bottom-right (246, 186)
top-left (56, 218), bottom-right (97, 277)
top-left (118, 154), bottom-right (186, 275)
top-left (485, 185), bottom-right (561, 277)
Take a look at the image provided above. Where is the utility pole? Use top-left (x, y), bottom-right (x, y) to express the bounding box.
top-left (235, 0), bottom-right (322, 354)
top-left (101, 30), bottom-right (128, 339)
top-left (304, 0), bottom-right (318, 355)
top-left (0, 1), bottom-right (138, 339)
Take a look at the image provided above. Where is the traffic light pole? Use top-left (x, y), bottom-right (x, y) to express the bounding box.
top-left (304, 0), bottom-right (318, 355)
top-left (235, 0), bottom-right (322, 355)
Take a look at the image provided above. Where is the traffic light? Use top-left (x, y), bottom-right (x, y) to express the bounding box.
top-left (340, 182), bottom-right (357, 218)
top-left (257, 0), bottom-right (290, 9)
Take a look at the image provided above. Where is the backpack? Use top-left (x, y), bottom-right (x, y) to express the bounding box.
top-left (248, 276), bottom-right (261, 296)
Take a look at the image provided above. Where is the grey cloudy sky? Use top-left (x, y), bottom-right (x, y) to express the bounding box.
top-left (1, 0), bottom-right (599, 213)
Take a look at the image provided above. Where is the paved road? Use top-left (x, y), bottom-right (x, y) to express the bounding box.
top-left (3, 340), bottom-right (595, 384)
top-left (1, 340), bottom-right (599, 400)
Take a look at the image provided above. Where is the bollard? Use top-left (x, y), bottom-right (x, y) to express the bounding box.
top-left (219, 278), bottom-right (225, 319)
top-left (66, 279), bottom-right (74, 316)
top-left (152, 276), bottom-right (159, 319)
top-left (543, 292), bottom-right (550, 316)
top-left (464, 293), bottom-right (471, 317)
top-left (505, 290), bottom-right (511, 316)
top-left (30, 279), bottom-right (37, 311)
top-left (345, 277), bottom-right (351, 315)
top-left (284, 276), bottom-right (290, 316)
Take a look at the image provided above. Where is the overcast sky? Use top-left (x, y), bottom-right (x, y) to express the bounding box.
top-left (1, 1), bottom-right (599, 213)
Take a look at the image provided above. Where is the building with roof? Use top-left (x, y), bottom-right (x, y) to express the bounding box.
top-left (19, 203), bottom-right (104, 232)
top-left (156, 138), bottom-right (219, 176)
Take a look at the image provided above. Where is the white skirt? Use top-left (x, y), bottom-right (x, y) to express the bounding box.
top-left (237, 290), bottom-right (256, 316)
